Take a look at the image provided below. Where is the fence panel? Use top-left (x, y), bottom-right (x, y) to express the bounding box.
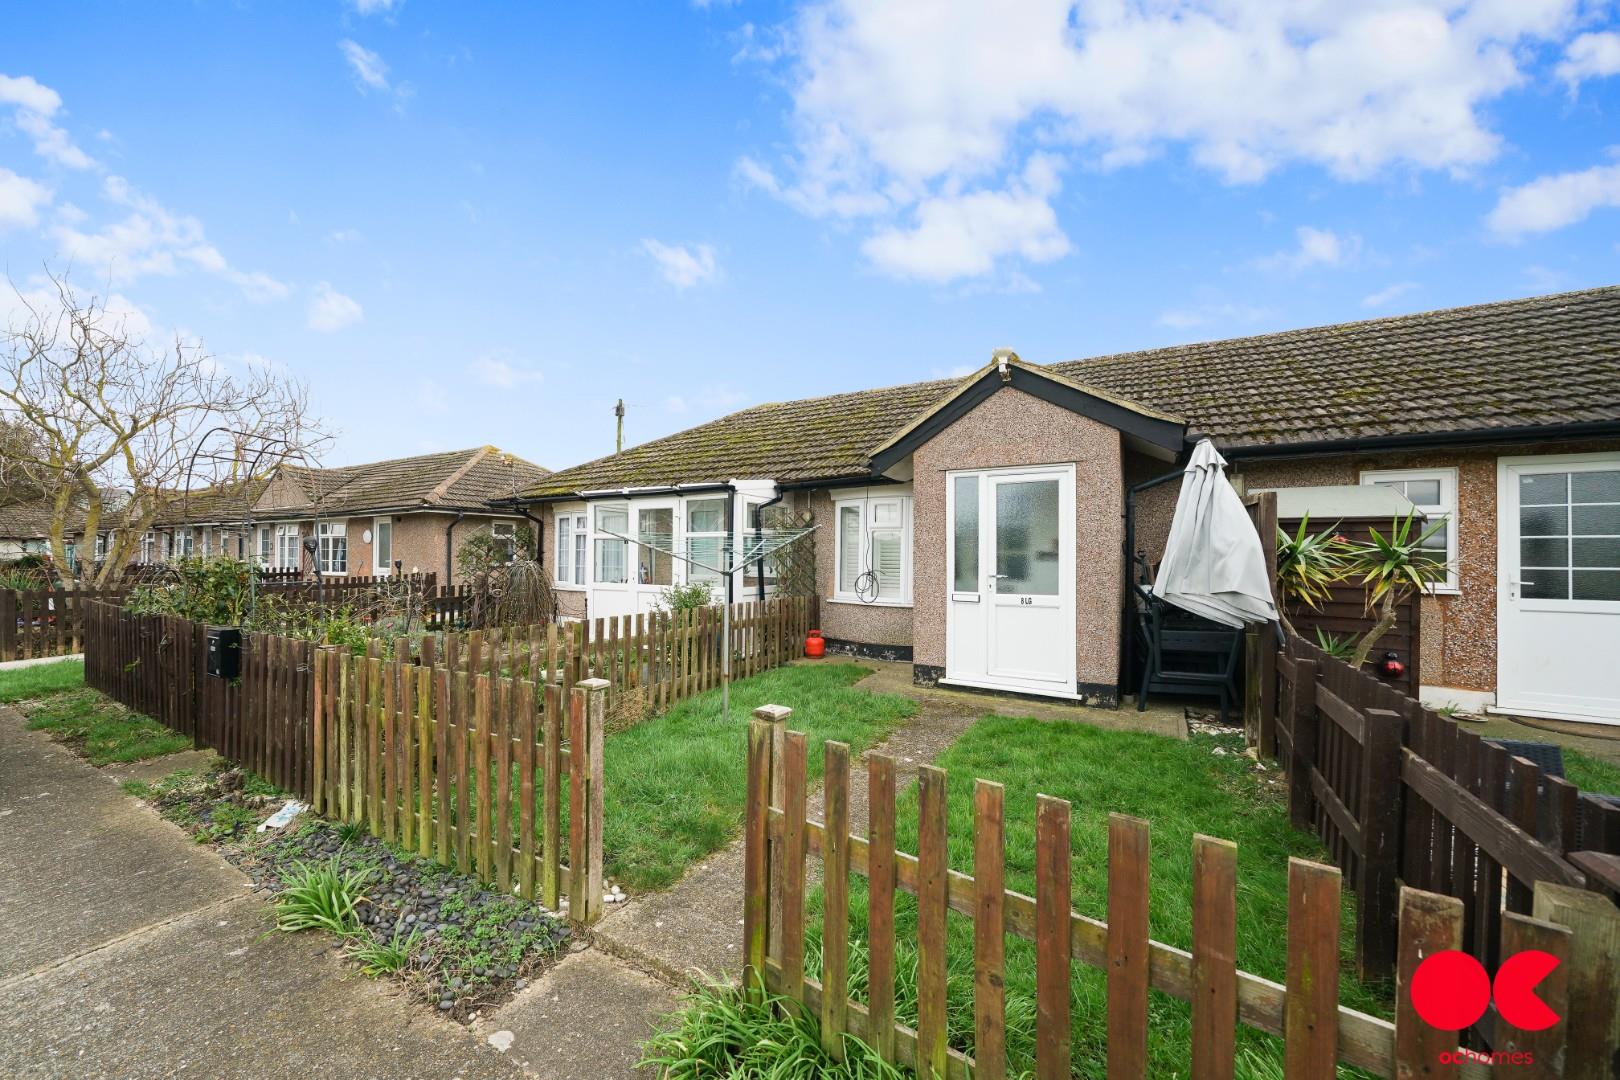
top-left (746, 716), bottom-right (1620, 1077)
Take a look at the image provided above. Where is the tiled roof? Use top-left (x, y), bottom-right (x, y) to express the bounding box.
top-left (0, 501), bottom-right (74, 540)
top-left (269, 447), bottom-right (549, 517)
top-left (1054, 286), bottom-right (1620, 448)
top-left (156, 476), bottom-right (273, 525)
top-left (526, 286), bottom-right (1620, 497)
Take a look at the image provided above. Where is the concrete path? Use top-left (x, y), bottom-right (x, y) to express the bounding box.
top-left (0, 706), bottom-right (524, 1080)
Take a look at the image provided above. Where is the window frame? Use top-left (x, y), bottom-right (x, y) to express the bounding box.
top-left (316, 520), bottom-right (347, 576)
top-left (372, 516), bottom-right (394, 575)
top-left (593, 504), bottom-right (631, 586)
top-left (831, 494), bottom-right (913, 606)
top-left (554, 511), bottom-right (587, 588)
top-left (684, 495), bottom-right (729, 590)
top-left (1361, 467), bottom-right (1460, 593)
top-left (275, 524), bottom-right (301, 571)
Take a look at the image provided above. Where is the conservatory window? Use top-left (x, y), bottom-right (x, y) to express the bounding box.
top-left (594, 505), bottom-right (629, 584)
top-left (685, 497), bottom-right (727, 586)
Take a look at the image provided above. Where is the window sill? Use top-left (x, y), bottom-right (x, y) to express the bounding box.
top-left (554, 583), bottom-right (588, 593)
top-left (825, 596), bottom-right (912, 609)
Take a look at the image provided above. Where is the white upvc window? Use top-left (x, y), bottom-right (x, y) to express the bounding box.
top-left (175, 531), bottom-right (193, 559)
top-left (317, 521), bottom-right (347, 575)
top-left (685, 496), bottom-right (728, 587)
top-left (555, 512), bottom-right (586, 587)
top-left (491, 521), bottom-right (517, 562)
top-left (257, 527), bottom-right (273, 566)
top-left (594, 505), bottom-right (629, 584)
top-left (373, 517), bottom-right (393, 574)
top-left (141, 532), bottom-right (155, 563)
top-left (275, 525), bottom-right (301, 570)
top-left (833, 495), bottom-right (912, 605)
top-left (1361, 467), bottom-right (1459, 592)
top-left (94, 533), bottom-right (108, 562)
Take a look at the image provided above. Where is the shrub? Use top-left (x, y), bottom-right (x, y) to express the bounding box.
top-left (126, 555), bottom-right (259, 624)
top-left (655, 580), bottom-right (716, 614)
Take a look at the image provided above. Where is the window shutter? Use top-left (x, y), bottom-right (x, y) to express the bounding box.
top-left (839, 506), bottom-right (862, 593)
top-left (872, 529), bottom-right (903, 599)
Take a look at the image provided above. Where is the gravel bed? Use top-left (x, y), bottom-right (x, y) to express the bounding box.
top-left (126, 764), bottom-right (572, 1022)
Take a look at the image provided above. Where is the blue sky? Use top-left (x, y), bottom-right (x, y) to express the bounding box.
top-left (3, 1), bottom-right (1618, 471)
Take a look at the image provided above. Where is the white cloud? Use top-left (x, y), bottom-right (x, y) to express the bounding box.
top-left (0, 168), bottom-right (51, 231)
top-left (862, 153), bottom-right (1069, 281)
top-left (1, 278), bottom-right (155, 343)
top-left (737, 1), bottom-right (1586, 282)
top-left (1256, 226), bottom-right (1361, 272)
top-left (642, 239), bottom-right (719, 288)
top-left (340, 40), bottom-right (391, 92)
top-left (328, 227), bottom-right (363, 245)
top-left (0, 73), bottom-right (95, 169)
top-left (1556, 32), bottom-right (1620, 91)
top-left (307, 282), bottom-right (363, 332)
top-left (474, 354), bottom-right (544, 388)
top-left (1488, 159), bottom-right (1620, 237)
top-left (48, 175), bottom-right (289, 301)
top-left (351, 0), bottom-right (401, 14)
top-left (1362, 281), bottom-right (1421, 308)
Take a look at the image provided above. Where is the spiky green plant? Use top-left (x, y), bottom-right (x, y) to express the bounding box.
top-left (1313, 627), bottom-right (1358, 662)
top-left (274, 859), bottom-right (374, 936)
top-left (1341, 511), bottom-right (1449, 667)
top-left (1275, 515), bottom-right (1347, 613)
top-left (347, 928), bottom-right (419, 977)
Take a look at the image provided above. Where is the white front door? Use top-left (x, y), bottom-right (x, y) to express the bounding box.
top-left (1497, 453), bottom-right (1620, 724)
top-left (945, 465), bottom-right (1076, 698)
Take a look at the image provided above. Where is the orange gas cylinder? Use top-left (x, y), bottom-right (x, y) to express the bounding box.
top-left (804, 630), bottom-right (826, 658)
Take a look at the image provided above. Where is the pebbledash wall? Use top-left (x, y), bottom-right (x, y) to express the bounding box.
top-left (808, 387), bottom-right (1131, 703)
top-left (1134, 438), bottom-right (1620, 698)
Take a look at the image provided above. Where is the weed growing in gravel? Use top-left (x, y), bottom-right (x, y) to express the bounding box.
top-left (348, 928), bottom-right (421, 977)
top-left (274, 859), bottom-right (374, 936)
top-left (334, 820), bottom-right (365, 846)
top-left (640, 977), bottom-right (905, 1080)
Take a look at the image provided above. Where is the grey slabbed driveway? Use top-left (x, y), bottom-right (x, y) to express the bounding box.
top-left (0, 706), bottom-right (526, 1080)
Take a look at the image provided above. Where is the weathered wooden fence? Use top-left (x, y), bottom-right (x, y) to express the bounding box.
top-left (1248, 628), bottom-right (1620, 1039)
top-left (744, 709), bottom-right (1620, 1078)
top-left (83, 602), bottom-right (606, 922)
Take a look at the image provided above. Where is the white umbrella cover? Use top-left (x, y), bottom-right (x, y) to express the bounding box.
top-left (1151, 438), bottom-right (1279, 628)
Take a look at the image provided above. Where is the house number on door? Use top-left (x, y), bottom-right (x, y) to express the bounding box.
top-left (1019, 596), bottom-right (1034, 605)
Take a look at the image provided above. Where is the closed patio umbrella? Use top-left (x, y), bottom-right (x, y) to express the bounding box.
top-left (1152, 438), bottom-right (1278, 628)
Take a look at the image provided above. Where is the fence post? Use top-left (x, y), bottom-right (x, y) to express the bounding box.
top-left (1244, 629), bottom-right (1261, 748)
top-left (753, 704), bottom-right (792, 961)
top-left (1533, 881), bottom-right (1620, 1078)
top-left (1287, 657), bottom-right (1319, 831)
top-left (0, 589), bottom-right (14, 662)
top-left (568, 677), bottom-right (608, 925)
top-left (1357, 707), bottom-right (1404, 981)
top-left (743, 714), bottom-right (775, 997)
top-left (1257, 632), bottom-right (1277, 760)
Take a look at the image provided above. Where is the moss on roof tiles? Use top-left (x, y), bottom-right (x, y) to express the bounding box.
top-left (527, 286), bottom-right (1620, 497)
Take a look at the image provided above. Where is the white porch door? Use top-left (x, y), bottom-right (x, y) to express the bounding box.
top-left (1497, 453), bottom-right (1620, 724)
top-left (945, 465), bottom-right (1076, 698)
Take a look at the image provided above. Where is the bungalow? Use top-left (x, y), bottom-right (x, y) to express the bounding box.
top-left (519, 287), bottom-right (1620, 725)
top-left (1, 446), bottom-right (550, 586)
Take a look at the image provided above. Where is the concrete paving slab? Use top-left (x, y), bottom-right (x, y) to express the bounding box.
top-left (102, 746), bottom-right (220, 786)
top-left (0, 894), bottom-right (524, 1080)
top-left (482, 950), bottom-right (678, 1080)
top-left (0, 708), bottom-right (245, 980)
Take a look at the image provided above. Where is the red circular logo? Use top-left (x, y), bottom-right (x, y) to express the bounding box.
top-left (1411, 950), bottom-right (1492, 1031)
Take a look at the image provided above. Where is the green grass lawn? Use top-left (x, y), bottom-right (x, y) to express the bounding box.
top-left (800, 718), bottom-right (1390, 1079)
top-left (24, 688), bottom-right (192, 765)
top-left (603, 662), bottom-right (916, 891)
top-left (1565, 747), bottom-right (1620, 795)
top-left (0, 658), bottom-right (85, 702)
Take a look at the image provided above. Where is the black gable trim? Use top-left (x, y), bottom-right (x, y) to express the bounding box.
top-left (869, 366), bottom-right (1185, 474)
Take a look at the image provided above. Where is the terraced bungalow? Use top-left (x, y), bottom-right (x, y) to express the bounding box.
top-left (519, 287), bottom-right (1620, 724)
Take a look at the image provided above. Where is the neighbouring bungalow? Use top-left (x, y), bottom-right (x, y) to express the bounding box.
top-left (517, 287), bottom-right (1620, 725)
top-left (1, 446), bottom-right (550, 586)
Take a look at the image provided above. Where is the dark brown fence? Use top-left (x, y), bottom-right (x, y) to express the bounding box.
top-left (743, 708), bottom-right (1620, 1078)
top-left (1250, 629), bottom-right (1620, 1027)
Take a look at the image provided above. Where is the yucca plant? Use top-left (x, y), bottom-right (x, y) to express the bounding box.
top-left (1342, 511), bottom-right (1449, 668)
top-left (274, 859), bottom-right (374, 936)
top-left (1275, 515), bottom-right (1346, 613)
top-left (1313, 627), bottom-right (1357, 661)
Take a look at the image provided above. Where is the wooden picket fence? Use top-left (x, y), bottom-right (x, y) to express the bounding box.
top-left (1245, 627), bottom-right (1620, 1055)
top-left (743, 708), bottom-right (1620, 1078)
top-left (0, 587), bottom-right (126, 660)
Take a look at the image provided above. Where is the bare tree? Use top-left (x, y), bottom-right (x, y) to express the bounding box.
top-left (1, 270), bottom-right (329, 585)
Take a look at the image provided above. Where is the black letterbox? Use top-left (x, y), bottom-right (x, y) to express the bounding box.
top-left (205, 626), bottom-right (241, 679)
